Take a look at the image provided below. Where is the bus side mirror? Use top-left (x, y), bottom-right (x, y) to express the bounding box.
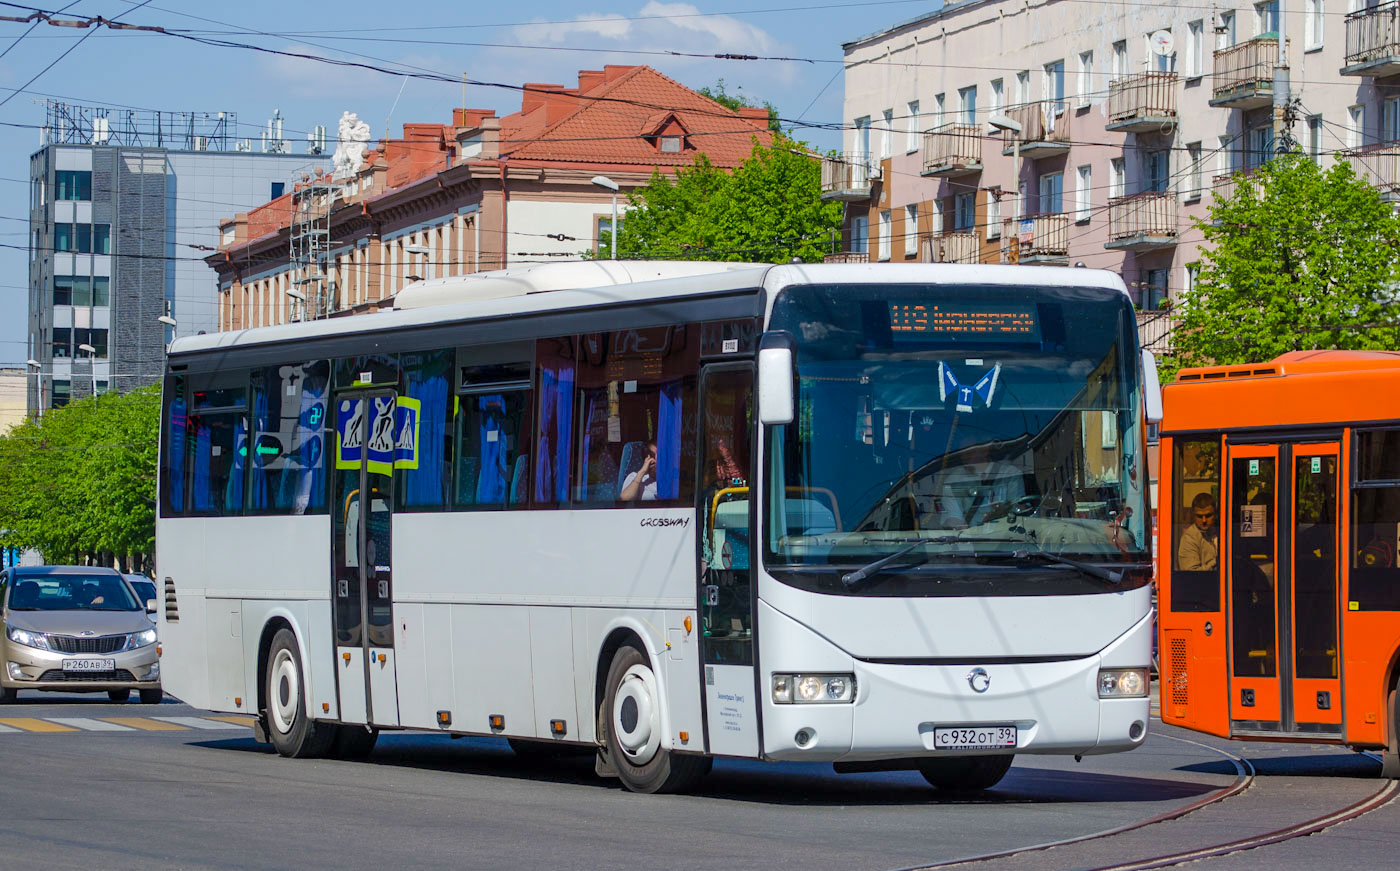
top-left (1142, 349), bottom-right (1163, 425)
top-left (758, 331), bottom-right (795, 426)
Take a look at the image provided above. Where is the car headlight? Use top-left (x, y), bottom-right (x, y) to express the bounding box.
top-left (1098, 668), bottom-right (1149, 698)
top-left (127, 629), bottom-right (157, 650)
top-left (6, 626), bottom-right (50, 651)
top-left (772, 673), bottom-right (856, 704)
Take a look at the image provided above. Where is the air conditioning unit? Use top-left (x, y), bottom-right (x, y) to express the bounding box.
top-left (192, 136), bottom-right (208, 151)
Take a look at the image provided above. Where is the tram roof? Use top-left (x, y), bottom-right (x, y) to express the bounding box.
top-left (169, 261), bottom-right (1130, 360)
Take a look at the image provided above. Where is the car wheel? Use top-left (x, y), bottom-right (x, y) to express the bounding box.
top-left (600, 645), bottom-right (709, 794)
top-left (918, 754), bottom-right (1014, 791)
top-left (138, 689), bottom-right (163, 705)
top-left (331, 725), bottom-right (379, 759)
top-left (108, 690), bottom-right (131, 703)
top-left (0, 686), bottom-right (16, 703)
top-left (264, 627), bottom-right (334, 758)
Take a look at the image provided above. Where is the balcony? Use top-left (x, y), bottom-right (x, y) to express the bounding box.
top-left (821, 153), bottom-right (878, 201)
top-left (1105, 73), bottom-right (1179, 133)
top-left (1105, 192), bottom-right (1178, 252)
top-left (1211, 37), bottom-right (1286, 109)
top-left (823, 251), bottom-right (870, 263)
top-left (1003, 213), bottom-right (1070, 264)
top-left (1136, 310), bottom-right (1179, 355)
top-left (1342, 141), bottom-right (1400, 201)
top-left (921, 231), bottom-right (980, 264)
top-left (1000, 103), bottom-right (1072, 158)
top-left (1344, 2), bottom-right (1400, 77)
top-left (921, 124), bottom-right (982, 177)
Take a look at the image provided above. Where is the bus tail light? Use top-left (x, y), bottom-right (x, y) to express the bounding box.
top-left (1098, 668), bottom-right (1149, 698)
top-left (772, 673), bottom-right (856, 704)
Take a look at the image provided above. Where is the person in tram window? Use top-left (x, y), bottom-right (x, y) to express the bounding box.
top-left (1179, 492), bottom-right (1219, 571)
top-left (619, 442), bottom-right (659, 501)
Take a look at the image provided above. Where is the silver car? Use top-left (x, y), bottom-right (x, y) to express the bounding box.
top-left (0, 566), bottom-right (162, 704)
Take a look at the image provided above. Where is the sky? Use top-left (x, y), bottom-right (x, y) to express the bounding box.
top-left (0, 0), bottom-right (945, 368)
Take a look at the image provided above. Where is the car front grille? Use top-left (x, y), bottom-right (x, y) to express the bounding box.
top-left (46, 635), bottom-right (126, 654)
top-left (37, 669), bottom-right (137, 682)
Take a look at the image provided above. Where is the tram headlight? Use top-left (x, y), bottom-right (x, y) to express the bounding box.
top-left (771, 673), bottom-right (856, 704)
top-left (1098, 668), bottom-right (1149, 698)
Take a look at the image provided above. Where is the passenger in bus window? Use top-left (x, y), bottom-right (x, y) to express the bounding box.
top-left (620, 442), bottom-right (658, 501)
top-left (1179, 492), bottom-right (1219, 570)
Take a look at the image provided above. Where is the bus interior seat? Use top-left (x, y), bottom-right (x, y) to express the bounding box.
top-left (584, 451), bottom-right (620, 502)
top-left (509, 455), bottom-right (529, 505)
top-left (456, 457), bottom-right (479, 505)
top-left (616, 441), bottom-right (648, 496)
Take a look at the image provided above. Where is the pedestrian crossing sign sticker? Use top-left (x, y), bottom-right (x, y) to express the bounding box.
top-left (335, 396), bottom-right (420, 472)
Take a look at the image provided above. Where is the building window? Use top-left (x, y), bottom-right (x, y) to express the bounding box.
top-left (990, 78), bottom-right (1003, 114)
top-left (933, 199), bottom-right (945, 235)
top-left (1306, 115), bottom-right (1323, 161)
top-left (854, 116), bottom-right (871, 167)
top-left (878, 210), bottom-right (892, 260)
top-left (51, 380), bottom-right (70, 408)
top-left (954, 193), bottom-right (975, 231)
top-left (1077, 51), bottom-right (1094, 108)
top-left (1304, 0), bottom-right (1323, 49)
top-left (987, 194), bottom-right (1001, 239)
top-left (1075, 165), bottom-right (1092, 221)
top-left (880, 108), bottom-right (894, 159)
top-left (54, 170), bottom-right (91, 201)
top-left (906, 100), bottom-right (920, 153)
top-left (1141, 268), bottom-right (1168, 310)
top-left (1110, 158), bottom-right (1126, 199)
top-left (52, 223), bottom-right (111, 255)
top-left (1039, 172), bottom-right (1064, 214)
top-left (659, 135), bottom-right (683, 153)
top-left (1385, 98), bottom-right (1400, 143)
top-left (1218, 134), bottom-right (1235, 176)
top-left (958, 85), bottom-right (977, 125)
top-left (904, 203), bottom-right (919, 256)
top-left (1043, 61), bottom-right (1066, 115)
top-left (1112, 40), bottom-right (1128, 78)
top-left (1247, 126), bottom-right (1275, 169)
top-left (1185, 262), bottom-right (1201, 298)
top-left (933, 94), bottom-right (946, 127)
top-left (850, 215), bottom-right (869, 254)
top-left (53, 275), bottom-right (110, 307)
top-left (1187, 21), bottom-right (1204, 77)
top-left (270, 182), bottom-right (285, 199)
top-left (1255, 0), bottom-right (1279, 36)
top-left (1186, 142), bottom-right (1203, 200)
top-left (1218, 12), bottom-right (1237, 49)
top-left (595, 215), bottom-right (624, 254)
top-left (74, 328), bottom-right (108, 358)
top-left (1015, 72), bottom-right (1029, 105)
top-left (1145, 150), bottom-right (1170, 193)
top-left (1349, 105), bottom-right (1365, 150)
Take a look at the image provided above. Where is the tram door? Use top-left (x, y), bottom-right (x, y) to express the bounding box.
top-left (1226, 441), bottom-right (1342, 735)
top-left (331, 391), bottom-right (401, 727)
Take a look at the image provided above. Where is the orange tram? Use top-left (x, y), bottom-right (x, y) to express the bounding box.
top-left (1157, 350), bottom-right (1400, 776)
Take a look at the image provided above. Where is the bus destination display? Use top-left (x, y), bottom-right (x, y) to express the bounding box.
top-left (888, 302), bottom-right (1041, 342)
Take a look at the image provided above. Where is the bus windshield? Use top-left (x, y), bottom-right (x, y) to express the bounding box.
top-left (763, 282), bottom-right (1149, 597)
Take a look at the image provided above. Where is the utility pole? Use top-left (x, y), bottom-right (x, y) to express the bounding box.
top-left (1273, 0), bottom-right (1292, 152)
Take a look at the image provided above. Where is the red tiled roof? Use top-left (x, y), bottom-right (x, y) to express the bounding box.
top-left (498, 65), bottom-right (771, 168)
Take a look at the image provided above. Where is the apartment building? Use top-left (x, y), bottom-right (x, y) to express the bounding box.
top-left (826, 0), bottom-right (1373, 342)
top-left (210, 65), bottom-right (773, 331)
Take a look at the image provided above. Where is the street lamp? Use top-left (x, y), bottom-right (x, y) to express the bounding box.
top-left (404, 244), bottom-right (430, 283)
top-left (157, 315), bottom-right (177, 355)
top-left (591, 175), bottom-right (619, 260)
top-left (77, 343), bottom-right (97, 398)
top-left (26, 358), bottom-right (42, 419)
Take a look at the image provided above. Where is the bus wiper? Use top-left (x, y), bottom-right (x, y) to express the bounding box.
top-left (1010, 549), bottom-right (1124, 585)
top-left (841, 542), bottom-right (928, 589)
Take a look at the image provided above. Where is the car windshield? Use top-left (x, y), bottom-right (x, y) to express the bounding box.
top-left (7, 575), bottom-right (141, 611)
top-left (763, 282), bottom-right (1149, 597)
top-left (126, 579), bottom-right (157, 603)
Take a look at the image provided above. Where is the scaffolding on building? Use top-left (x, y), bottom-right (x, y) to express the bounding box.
top-left (288, 178), bottom-right (338, 321)
top-left (41, 100), bottom-right (241, 151)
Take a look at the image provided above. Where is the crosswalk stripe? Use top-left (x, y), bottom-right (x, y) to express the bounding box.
top-left (153, 716), bottom-right (242, 730)
top-left (101, 717), bottom-right (187, 731)
top-left (204, 715), bottom-right (255, 727)
top-left (48, 717), bottom-right (134, 732)
top-left (0, 723), bottom-right (19, 733)
top-left (0, 717), bottom-right (78, 732)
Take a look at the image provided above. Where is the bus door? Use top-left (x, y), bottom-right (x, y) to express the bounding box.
top-left (1225, 441), bottom-right (1343, 736)
top-left (331, 391), bottom-right (401, 727)
top-left (697, 363), bottom-right (759, 756)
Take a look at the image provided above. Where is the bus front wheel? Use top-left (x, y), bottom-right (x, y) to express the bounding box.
top-left (263, 628), bottom-right (334, 758)
top-left (600, 645), bottom-right (708, 794)
top-left (918, 754), bottom-right (1014, 791)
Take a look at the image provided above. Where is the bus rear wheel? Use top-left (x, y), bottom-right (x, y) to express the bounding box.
top-left (264, 628), bottom-right (334, 758)
top-left (600, 645), bottom-right (708, 794)
top-left (918, 754), bottom-right (1014, 791)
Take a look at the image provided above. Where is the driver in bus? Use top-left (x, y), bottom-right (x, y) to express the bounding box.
top-left (1178, 492), bottom-right (1219, 570)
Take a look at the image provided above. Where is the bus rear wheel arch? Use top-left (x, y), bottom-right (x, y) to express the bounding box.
top-left (599, 643), bottom-right (709, 794)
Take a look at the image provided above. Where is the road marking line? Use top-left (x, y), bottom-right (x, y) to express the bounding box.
top-left (48, 717), bottom-right (135, 732)
top-left (0, 723), bottom-right (19, 733)
top-left (153, 716), bottom-right (243, 730)
top-left (102, 717), bottom-right (187, 731)
top-left (204, 715), bottom-right (255, 727)
top-left (0, 717), bottom-right (78, 732)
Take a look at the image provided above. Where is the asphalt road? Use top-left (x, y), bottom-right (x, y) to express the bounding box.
top-left (0, 692), bottom-right (1394, 871)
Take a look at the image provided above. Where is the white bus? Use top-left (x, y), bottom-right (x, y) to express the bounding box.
top-left (157, 261), bottom-right (1161, 793)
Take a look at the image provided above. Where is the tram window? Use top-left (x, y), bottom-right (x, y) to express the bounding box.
top-left (572, 326), bottom-right (699, 507)
top-left (248, 362), bottom-right (330, 515)
top-left (1171, 437), bottom-right (1221, 612)
top-left (1230, 455), bottom-right (1277, 677)
top-left (1294, 453), bottom-right (1339, 678)
top-left (1357, 430), bottom-right (1400, 483)
top-left (1350, 487), bottom-right (1400, 611)
top-left (398, 350), bottom-right (454, 511)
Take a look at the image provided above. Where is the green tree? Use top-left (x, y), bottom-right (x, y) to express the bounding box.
top-left (698, 79), bottom-right (780, 133)
top-left (1167, 152), bottom-right (1400, 379)
top-left (0, 386), bottom-right (159, 569)
top-left (601, 135), bottom-right (843, 263)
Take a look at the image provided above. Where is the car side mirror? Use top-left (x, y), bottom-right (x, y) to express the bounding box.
top-left (758, 331), bottom-right (796, 426)
top-left (146, 599), bottom-right (157, 615)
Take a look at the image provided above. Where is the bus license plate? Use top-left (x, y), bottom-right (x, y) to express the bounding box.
top-left (933, 725), bottom-right (1017, 750)
top-left (62, 658), bottom-right (115, 672)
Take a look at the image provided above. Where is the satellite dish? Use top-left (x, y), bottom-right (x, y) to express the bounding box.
top-left (1150, 30), bottom-right (1176, 57)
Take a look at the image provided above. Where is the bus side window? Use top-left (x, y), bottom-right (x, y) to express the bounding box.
top-left (398, 350), bottom-right (454, 511)
top-left (248, 361), bottom-right (330, 515)
top-left (1351, 430), bottom-right (1400, 611)
top-left (455, 343), bottom-right (533, 511)
top-left (187, 372), bottom-right (249, 517)
top-left (161, 374), bottom-right (187, 516)
top-left (1171, 437), bottom-right (1221, 611)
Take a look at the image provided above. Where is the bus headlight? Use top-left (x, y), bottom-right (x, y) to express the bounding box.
top-left (1098, 668), bottom-right (1149, 698)
top-left (772, 673), bottom-right (856, 704)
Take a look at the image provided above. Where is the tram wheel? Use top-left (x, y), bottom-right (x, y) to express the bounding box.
top-left (918, 754), bottom-right (1014, 791)
top-left (600, 644), bottom-right (709, 794)
top-left (263, 627), bottom-right (334, 759)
